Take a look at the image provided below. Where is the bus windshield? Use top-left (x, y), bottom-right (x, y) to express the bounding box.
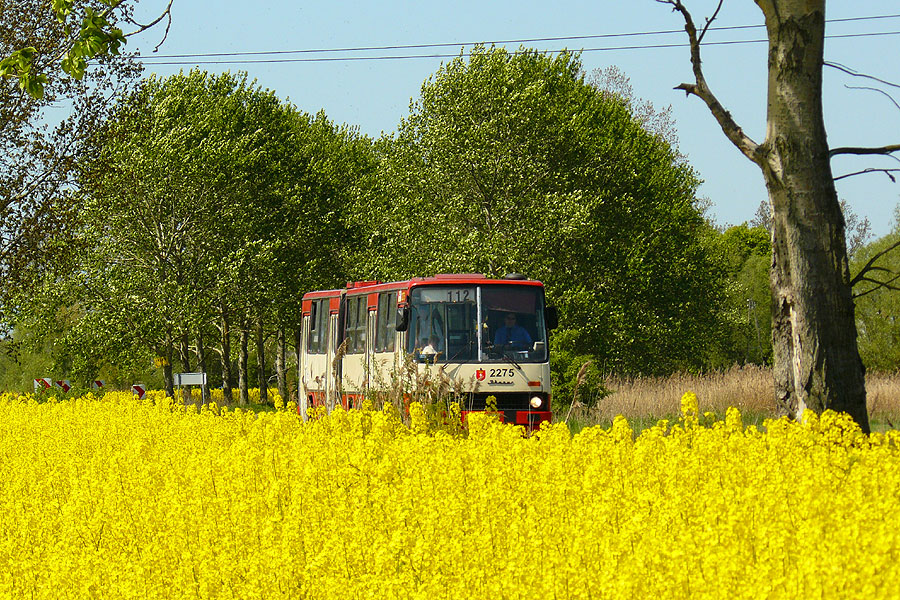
top-left (407, 285), bottom-right (548, 363)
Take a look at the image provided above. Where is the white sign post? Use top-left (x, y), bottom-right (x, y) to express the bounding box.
top-left (174, 372), bottom-right (208, 405)
top-left (173, 372), bottom-right (207, 386)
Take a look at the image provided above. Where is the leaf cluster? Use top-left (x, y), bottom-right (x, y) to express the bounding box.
top-left (3, 0), bottom-right (130, 98)
top-left (20, 70), bottom-right (374, 383)
top-left (353, 46), bottom-right (725, 376)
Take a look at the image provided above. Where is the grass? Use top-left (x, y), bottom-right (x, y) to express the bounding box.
top-left (563, 364), bottom-right (900, 434)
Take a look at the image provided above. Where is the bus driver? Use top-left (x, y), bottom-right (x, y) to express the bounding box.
top-left (493, 312), bottom-right (532, 350)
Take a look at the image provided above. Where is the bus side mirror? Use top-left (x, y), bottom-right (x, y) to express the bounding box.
top-left (546, 306), bottom-right (559, 331)
top-left (396, 306), bottom-right (410, 331)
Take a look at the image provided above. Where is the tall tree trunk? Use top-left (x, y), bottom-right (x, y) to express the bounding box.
top-left (757, 0), bottom-right (869, 431)
top-left (669, 0), bottom-right (870, 431)
top-left (179, 331), bottom-right (192, 405)
top-left (220, 304), bottom-right (233, 405)
top-left (197, 328), bottom-right (209, 404)
top-left (162, 332), bottom-right (175, 399)
top-left (276, 326), bottom-right (287, 405)
top-left (256, 316), bottom-right (268, 405)
top-left (163, 361), bottom-right (174, 400)
top-left (238, 318), bottom-right (249, 405)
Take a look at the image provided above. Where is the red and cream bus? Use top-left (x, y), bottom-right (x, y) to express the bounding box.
top-left (299, 273), bottom-right (557, 428)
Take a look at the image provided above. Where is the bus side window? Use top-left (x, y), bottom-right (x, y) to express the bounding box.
top-left (375, 292), bottom-right (398, 352)
top-left (308, 300), bottom-right (321, 353)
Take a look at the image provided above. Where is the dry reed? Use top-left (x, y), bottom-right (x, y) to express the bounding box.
top-left (597, 364), bottom-right (773, 420)
top-left (567, 365), bottom-right (900, 426)
top-left (866, 371), bottom-right (900, 425)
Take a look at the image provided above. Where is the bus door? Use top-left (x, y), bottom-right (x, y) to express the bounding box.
top-left (367, 305), bottom-right (377, 389)
top-left (302, 297), bottom-right (333, 413)
top-left (298, 312), bottom-right (310, 420)
top-left (326, 306), bottom-right (341, 412)
top-left (340, 294), bottom-right (368, 406)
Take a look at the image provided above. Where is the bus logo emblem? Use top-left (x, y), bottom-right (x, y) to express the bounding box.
top-left (476, 369), bottom-right (486, 381)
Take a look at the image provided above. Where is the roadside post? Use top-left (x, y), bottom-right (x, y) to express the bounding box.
top-left (174, 372), bottom-right (208, 405)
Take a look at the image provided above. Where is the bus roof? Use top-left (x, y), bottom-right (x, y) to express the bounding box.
top-left (301, 274), bottom-right (544, 302)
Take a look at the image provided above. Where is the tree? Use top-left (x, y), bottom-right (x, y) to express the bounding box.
top-left (21, 70), bottom-right (373, 400)
top-left (0, 0), bottom-right (145, 339)
top-left (588, 65), bottom-right (680, 149)
top-left (1, 0), bottom-right (173, 98)
top-left (715, 223), bottom-right (772, 366)
top-left (852, 226), bottom-right (900, 371)
top-left (660, 0), bottom-right (899, 431)
top-left (753, 199), bottom-right (872, 258)
top-left (355, 46), bottom-right (726, 376)
top-left (53, 71), bottom-right (290, 397)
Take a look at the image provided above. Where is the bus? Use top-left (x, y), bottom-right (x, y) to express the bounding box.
top-left (298, 273), bottom-right (557, 428)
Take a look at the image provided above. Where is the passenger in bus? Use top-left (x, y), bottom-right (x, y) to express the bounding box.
top-left (493, 313), bottom-right (532, 350)
top-left (421, 335), bottom-right (442, 356)
top-left (425, 308), bottom-right (444, 341)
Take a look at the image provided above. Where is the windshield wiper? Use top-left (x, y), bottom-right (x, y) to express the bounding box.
top-left (446, 343), bottom-right (474, 364)
top-left (501, 351), bottom-right (522, 370)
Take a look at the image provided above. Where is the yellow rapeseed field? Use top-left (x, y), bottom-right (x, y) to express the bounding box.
top-left (0, 391), bottom-right (898, 599)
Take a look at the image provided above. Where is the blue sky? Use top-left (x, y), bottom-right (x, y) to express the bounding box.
top-left (130, 0), bottom-right (900, 237)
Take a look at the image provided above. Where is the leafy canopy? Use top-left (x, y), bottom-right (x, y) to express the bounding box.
top-left (355, 46), bottom-right (724, 375)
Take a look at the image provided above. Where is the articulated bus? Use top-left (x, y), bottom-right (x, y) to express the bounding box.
top-left (299, 273), bottom-right (558, 428)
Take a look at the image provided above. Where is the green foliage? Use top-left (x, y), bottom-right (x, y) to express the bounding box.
top-left (711, 223), bottom-right (772, 367)
top-left (0, 47), bottom-right (47, 97)
top-left (852, 228), bottom-right (900, 371)
top-left (549, 328), bottom-right (610, 413)
top-left (719, 224), bottom-right (770, 274)
top-left (0, 0), bottom-right (142, 354)
top-left (17, 70), bottom-right (374, 387)
top-left (3, 0), bottom-right (130, 96)
top-left (60, 9), bottom-right (125, 81)
top-left (355, 46), bottom-right (725, 376)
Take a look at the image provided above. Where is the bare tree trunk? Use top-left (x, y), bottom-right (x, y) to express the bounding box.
top-left (756, 0), bottom-right (868, 431)
top-left (256, 316), bottom-right (268, 405)
top-left (179, 332), bottom-right (192, 404)
top-left (197, 328), bottom-right (209, 404)
top-left (276, 326), bottom-right (287, 405)
top-left (163, 361), bottom-right (174, 400)
top-left (162, 332), bottom-right (175, 399)
top-left (666, 0), bottom-right (869, 431)
top-left (238, 318), bottom-right (249, 406)
top-left (220, 305), bottom-right (233, 405)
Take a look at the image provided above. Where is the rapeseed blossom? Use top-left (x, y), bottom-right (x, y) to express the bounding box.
top-left (0, 391), bottom-right (897, 599)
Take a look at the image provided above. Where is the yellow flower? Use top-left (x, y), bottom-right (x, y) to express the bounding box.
top-left (680, 390), bottom-right (699, 417)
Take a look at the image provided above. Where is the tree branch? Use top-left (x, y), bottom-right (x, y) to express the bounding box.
top-left (844, 85), bottom-right (900, 113)
top-left (850, 236), bottom-right (900, 289)
top-left (123, 0), bottom-right (175, 53)
top-left (852, 275), bottom-right (900, 299)
top-left (826, 61), bottom-right (900, 90)
top-left (833, 168), bottom-right (900, 182)
top-left (830, 144), bottom-right (900, 158)
top-left (697, 0), bottom-right (724, 44)
top-left (658, 0), bottom-right (761, 163)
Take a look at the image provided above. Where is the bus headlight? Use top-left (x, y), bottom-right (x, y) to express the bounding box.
top-left (529, 396), bottom-right (543, 409)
